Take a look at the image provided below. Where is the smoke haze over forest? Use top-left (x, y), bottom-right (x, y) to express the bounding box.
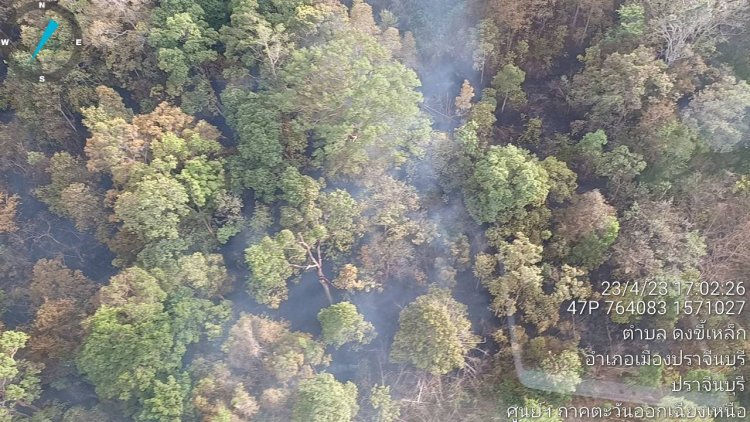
top-left (0, 0), bottom-right (749, 420)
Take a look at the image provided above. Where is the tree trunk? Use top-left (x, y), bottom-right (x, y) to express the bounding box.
top-left (301, 234), bottom-right (333, 305)
top-left (58, 102), bottom-right (77, 132)
top-left (317, 267), bottom-right (333, 305)
top-left (506, 31), bottom-right (515, 55)
top-left (580, 8), bottom-right (593, 47)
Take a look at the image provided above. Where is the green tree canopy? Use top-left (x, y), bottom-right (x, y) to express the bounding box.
top-left (278, 30), bottom-right (430, 178)
top-left (464, 145), bottom-right (550, 225)
top-left (223, 313), bottom-right (327, 382)
top-left (77, 305), bottom-right (178, 402)
top-left (138, 374), bottom-right (191, 422)
top-left (77, 265), bottom-right (229, 416)
top-left (534, 349), bottom-right (583, 394)
top-left (317, 302), bottom-right (375, 347)
top-left (244, 231), bottom-right (298, 308)
top-left (682, 75), bottom-right (750, 152)
top-left (221, 0), bottom-right (291, 76)
top-left (149, 2), bottom-right (219, 109)
top-left (551, 190), bottom-right (619, 269)
top-left (571, 46), bottom-right (672, 130)
top-left (245, 168), bottom-right (364, 307)
top-left (390, 289), bottom-right (478, 375)
top-left (492, 64), bottom-right (527, 113)
top-left (475, 233), bottom-right (590, 332)
top-left (113, 173), bottom-right (191, 242)
top-left (0, 330), bottom-right (42, 421)
top-left (369, 385), bottom-right (401, 422)
top-left (223, 89), bottom-right (285, 200)
top-left (292, 373), bottom-right (359, 422)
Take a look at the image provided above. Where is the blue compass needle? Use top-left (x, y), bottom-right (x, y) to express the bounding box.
top-left (30, 19), bottom-right (59, 61)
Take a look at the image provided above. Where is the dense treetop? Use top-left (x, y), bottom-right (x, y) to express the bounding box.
top-left (0, 0), bottom-right (748, 420)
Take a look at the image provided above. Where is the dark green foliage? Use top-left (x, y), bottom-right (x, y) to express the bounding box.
top-left (317, 302), bottom-right (375, 347)
top-left (138, 374), bottom-right (192, 422)
top-left (278, 30), bottom-right (429, 177)
top-left (292, 373), bottom-right (359, 422)
top-left (35, 152), bottom-right (91, 215)
top-left (223, 90), bottom-right (285, 200)
top-left (149, 0), bottom-right (219, 111)
top-left (616, 3), bottom-right (646, 37)
top-left (567, 221), bottom-right (619, 269)
top-left (114, 174), bottom-right (191, 242)
top-left (197, 0), bottom-right (230, 28)
top-left (0, 331), bottom-right (42, 419)
top-left (464, 145), bottom-right (550, 225)
top-left (2, 1), bottom-right (749, 420)
top-left (77, 305), bottom-right (179, 402)
top-left (390, 289), bottom-right (478, 375)
top-left (77, 266), bottom-right (230, 417)
top-left (244, 232), bottom-right (297, 308)
top-left (369, 385), bottom-right (400, 422)
top-left (492, 64), bottom-right (527, 113)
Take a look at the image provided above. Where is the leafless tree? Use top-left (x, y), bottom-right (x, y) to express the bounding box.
top-left (643, 0), bottom-right (750, 64)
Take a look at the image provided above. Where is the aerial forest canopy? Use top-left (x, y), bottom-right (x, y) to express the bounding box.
top-left (0, 0), bottom-right (748, 420)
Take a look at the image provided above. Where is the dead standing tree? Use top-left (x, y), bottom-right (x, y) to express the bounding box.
top-left (292, 233), bottom-right (334, 305)
top-left (644, 0), bottom-right (750, 64)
